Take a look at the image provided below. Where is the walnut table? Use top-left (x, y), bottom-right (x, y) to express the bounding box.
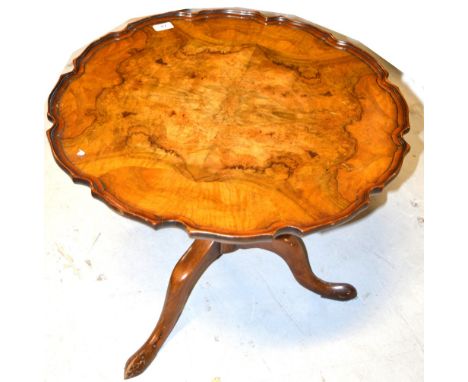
top-left (47, 8), bottom-right (409, 379)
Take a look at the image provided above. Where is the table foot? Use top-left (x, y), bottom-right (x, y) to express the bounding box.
top-left (236, 235), bottom-right (357, 301)
top-left (124, 239), bottom-right (221, 379)
top-left (124, 234), bottom-right (356, 378)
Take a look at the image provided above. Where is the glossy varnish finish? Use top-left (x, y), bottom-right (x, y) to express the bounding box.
top-left (48, 9), bottom-right (409, 240)
top-left (47, 9), bottom-right (410, 379)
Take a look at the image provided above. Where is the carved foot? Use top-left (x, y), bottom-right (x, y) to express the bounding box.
top-left (124, 235), bottom-right (356, 378)
top-left (124, 240), bottom-right (221, 379)
top-left (237, 235), bottom-right (357, 301)
top-left (124, 347), bottom-right (154, 380)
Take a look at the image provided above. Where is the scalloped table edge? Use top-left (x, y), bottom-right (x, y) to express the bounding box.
top-left (47, 8), bottom-right (410, 243)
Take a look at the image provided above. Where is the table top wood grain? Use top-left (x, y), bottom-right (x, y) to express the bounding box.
top-left (48, 9), bottom-right (409, 241)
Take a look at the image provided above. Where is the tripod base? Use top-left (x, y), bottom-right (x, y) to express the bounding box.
top-left (124, 235), bottom-right (356, 379)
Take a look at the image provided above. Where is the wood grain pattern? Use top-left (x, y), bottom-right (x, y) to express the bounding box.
top-left (48, 9), bottom-right (409, 240)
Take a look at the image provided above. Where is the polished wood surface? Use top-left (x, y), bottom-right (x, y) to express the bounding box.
top-left (124, 235), bottom-right (355, 379)
top-left (48, 9), bottom-right (409, 240)
top-left (230, 235), bottom-right (357, 300)
top-left (47, 9), bottom-right (410, 379)
top-left (124, 240), bottom-right (222, 379)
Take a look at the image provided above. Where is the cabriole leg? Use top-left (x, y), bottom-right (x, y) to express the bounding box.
top-left (124, 239), bottom-right (221, 379)
top-left (237, 235), bottom-right (357, 301)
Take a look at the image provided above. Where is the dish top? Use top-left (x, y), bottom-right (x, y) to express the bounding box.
top-left (48, 9), bottom-right (409, 241)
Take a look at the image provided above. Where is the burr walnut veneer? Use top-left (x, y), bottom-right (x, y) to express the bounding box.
top-left (47, 8), bottom-right (409, 379)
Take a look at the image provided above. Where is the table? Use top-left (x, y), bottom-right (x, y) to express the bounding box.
top-left (47, 8), bottom-right (409, 379)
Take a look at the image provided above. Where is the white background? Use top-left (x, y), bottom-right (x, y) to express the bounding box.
top-left (0, 0), bottom-right (460, 381)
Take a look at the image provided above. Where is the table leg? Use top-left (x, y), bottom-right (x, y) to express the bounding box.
top-left (124, 239), bottom-right (221, 379)
top-left (233, 235), bottom-right (357, 301)
top-left (124, 234), bottom-right (355, 378)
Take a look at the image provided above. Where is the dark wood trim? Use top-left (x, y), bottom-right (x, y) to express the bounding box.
top-left (47, 8), bottom-right (410, 243)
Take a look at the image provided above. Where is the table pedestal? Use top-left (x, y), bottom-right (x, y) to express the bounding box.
top-left (124, 235), bottom-right (357, 379)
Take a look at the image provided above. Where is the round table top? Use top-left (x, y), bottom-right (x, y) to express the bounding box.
top-left (48, 9), bottom-right (409, 241)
